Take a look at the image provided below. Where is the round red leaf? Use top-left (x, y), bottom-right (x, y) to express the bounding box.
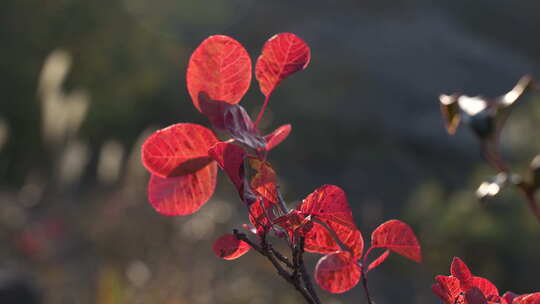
top-left (213, 234), bottom-right (250, 260)
top-left (142, 123), bottom-right (218, 178)
top-left (187, 35), bottom-right (252, 112)
top-left (147, 162), bottom-right (217, 216)
top-left (255, 33), bottom-right (311, 97)
top-left (315, 251), bottom-right (361, 294)
top-left (370, 219), bottom-right (422, 263)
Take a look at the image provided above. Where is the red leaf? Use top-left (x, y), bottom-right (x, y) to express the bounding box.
top-left (315, 251), bottom-right (361, 294)
top-left (198, 97), bottom-right (234, 130)
top-left (472, 276), bottom-right (499, 298)
top-left (465, 288), bottom-right (488, 304)
top-left (274, 210), bottom-right (312, 237)
top-left (187, 35), bottom-right (252, 112)
top-left (502, 292), bottom-right (519, 304)
top-left (451, 257), bottom-right (474, 291)
top-left (264, 124), bottom-right (292, 151)
top-left (513, 293), bottom-right (540, 304)
top-left (147, 163), bottom-right (217, 215)
top-left (248, 198), bottom-right (273, 234)
top-left (370, 219), bottom-right (422, 263)
top-left (299, 185), bottom-right (356, 228)
top-left (208, 142), bottom-right (246, 196)
top-left (213, 234), bottom-right (250, 260)
top-left (432, 275), bottom-right (462, 304)
top-left (248, 157), bottom-right (278, 204)
top-left (366, 249), bottom-right (390, 273)
top-left (304, 222), bottom-right (341, 254)
top-left (224, 105), bottom-right (266, 149)
top-left (255, 33), bottom-right (311, 97)
top-left (142, 123), bottom-right (218, 178)
top-left (299, 185), bottom-right (364, 257)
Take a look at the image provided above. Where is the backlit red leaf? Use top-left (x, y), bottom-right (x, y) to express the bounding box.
top-left (248, 157), bottom-right (278, 204)
top-left (432, 275), bottom-right (462, 304)
top-left (299, 185), bottom-right (364, 257)
top-left (208, 142), bottom-right (246, 195)
top-left (465, 288), bottom-right (488, 304)
top-left (224, 105), bottom-right (266, 149)
top-left (304, 222), bottom-right (341, 254)
top-left (187, 35), bottom-right (252, 111)
top-left (513, 293), bottom-right (540, 304)
top-left (142, 123), bottom-right (218, 178)
top-left (366, 249), bottom-right (390, 273)
top-left (472, 276), bottom-right (499, 298)
top-left (147, 162), bottom-right (217, 216)
top-left (274, 210), bottom-right (312, 237)
top-left (213, 234), bottom-right (250, 260)
top-left (452, 257), bottom-right (474, 291)
top-left (299, 185), bottom-right (355, 228)
top-left (370, 219), bottom-right (422, 263)
top-left (248, 198), bottom-right (273, 234)
top-left (502, 292), bottom-right (519, 304)
top-left (315, 251), bottom-right (361, 294)
top-left (255, 33), bottom-right (311, 97)
top-left (264, 124), bottom-right (292, 151)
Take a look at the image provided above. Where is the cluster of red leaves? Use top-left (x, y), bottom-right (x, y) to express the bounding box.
top-left (275, 185), bottom-right (422, 293)
top-left (140, 32), bottom-right (423, 296)
top-left (141, 33), bottom-right (305, 215)
top-left (433, 257), bottom-right (540, 304)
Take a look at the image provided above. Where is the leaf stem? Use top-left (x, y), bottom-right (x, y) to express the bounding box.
top-left (255, 94), bottom-right (271, 127)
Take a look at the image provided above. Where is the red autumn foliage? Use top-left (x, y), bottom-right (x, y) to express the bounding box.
top-left (187, 35), bottom-right (252, 112)
top-left (213, 234), bottom-right (251, 260)
top-left (433, 257), bottom-right (540, 304)
top-left (141, 32), bottom-right (424, 302)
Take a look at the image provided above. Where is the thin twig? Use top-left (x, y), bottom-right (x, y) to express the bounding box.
top-left (297, 237), bottom-right (322, 304)
top-left (234, 230), bottom-right (316, 304)
top-left (361, 265), bottom-right (374, 304)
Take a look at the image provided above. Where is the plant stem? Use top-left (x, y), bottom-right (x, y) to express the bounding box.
top-left (255, 94), bottom-right (271, 127)
top-left (361, 265), bottom-right (374, 304)
top-left (297, 237), bottom-right (322, 304)
top-left (233, 230), bottom-right (317, 304)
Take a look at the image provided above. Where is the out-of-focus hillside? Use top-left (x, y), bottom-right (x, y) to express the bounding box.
top-left (1, 1), bottom-right (540, 303)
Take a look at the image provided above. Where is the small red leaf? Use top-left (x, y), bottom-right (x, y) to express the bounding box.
top-left (274, 210), bottom-right (312, 237)
top-left (147, 162), bottom-right (217, 216)
top-left (432, 275), bottom-right (462, 304)
top-left (451, 257), bottom-right (474, 291)
top-left (248, 198), bottom-right (273, 234)
top-left (142, 123), bottom-right (218, 178)
top-left (224, 105), bottom-right (266, 149)
top-left (213, 234), bottom-right (250, 260)
top-left (513, 293), bottom-right (540, 304)
top-left (208, 142), bottom-right (246, 197)
top-left (366, 249), bottom-right (390, 273)
top-left (304, 222), bottom-right (341, 254)
top-left (315, 251), bottom-right (361, 294)
top-left (187, 35), bottom-right (252, 112)
top-left (465, 287), bottom-right (488, 304)
top-left (248, 157), bottom-right (278, 204)
top-left (255, 33), bottom-right (311, 97)
top-left (299, 185), bottom-right (356, 228)
top-left (502, 292), bottom-right (519, 304)
top-left (472, 276), bottom-right (499, 298)
top-left (370, 219), bottom-right (422, 263)
top-left (299, 185), bottom-right (364, 257)
top-left (198, 97), bottom-right (234, 130)
top-left (264, 124), bottom-right (292, 151)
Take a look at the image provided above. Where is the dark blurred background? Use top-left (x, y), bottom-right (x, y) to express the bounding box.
top-left (2, 0), bottom-right (540, 303)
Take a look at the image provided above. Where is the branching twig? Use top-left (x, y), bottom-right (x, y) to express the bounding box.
top-left (233, 229), bottom-right (317, 304)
